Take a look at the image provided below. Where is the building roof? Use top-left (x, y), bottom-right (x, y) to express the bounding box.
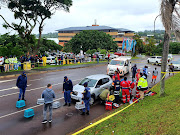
top-left (56, 26), bottom-right (134, 32)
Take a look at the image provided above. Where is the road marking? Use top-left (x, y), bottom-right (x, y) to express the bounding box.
top-left (0, 79), bottom-right (81, 98)
top-left (30, 78), bottom-right (43, 81)
top-left (0, 79), bottom-right (16, 83)
top-left (0, 84), bottom-right (32, 92)
top-left (0, 97), bottom-right (64, 119)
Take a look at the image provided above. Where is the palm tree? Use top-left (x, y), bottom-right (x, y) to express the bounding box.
top-left (160, 0), bottom-right (180, 96)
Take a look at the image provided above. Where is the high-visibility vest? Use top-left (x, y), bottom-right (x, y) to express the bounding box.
top-left (137, 77), bottom-right (148, 89)
top-left (5, 59), bottom-right (9, 64)
top-left (14, 57), bottom-right (18, 63)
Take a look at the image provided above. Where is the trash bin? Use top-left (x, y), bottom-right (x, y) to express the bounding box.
top-left (23, 62), bottom-right (31, 70)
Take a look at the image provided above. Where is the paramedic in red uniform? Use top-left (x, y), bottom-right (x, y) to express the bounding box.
top-left (135, 69), bottom-right (141, 98)
top-left (120, 77), bottom-right (130, 103)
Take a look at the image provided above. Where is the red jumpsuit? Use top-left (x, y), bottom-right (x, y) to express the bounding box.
top-left (135, 73), bottom-right (140, 98)
top-left (112, 73), bottom-right (120, 81)
top-left (120, 81), bottom-right (130, 103)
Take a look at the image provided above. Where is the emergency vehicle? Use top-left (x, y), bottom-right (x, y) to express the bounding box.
top-left (107, 56), bottom-right (131, 76)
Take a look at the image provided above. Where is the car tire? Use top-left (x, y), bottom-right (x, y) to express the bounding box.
top-left (122, 71), bottom-right (125, 76)
top-left (90, 95), bottom-right (95, 105)
top-left (147, 60), bottom-right (149, 63)
top-left (156, 61), bottom-right (158, 66)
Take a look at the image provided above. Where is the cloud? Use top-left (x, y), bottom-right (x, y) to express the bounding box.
top-left (0, 0), bottom-right (163, 34)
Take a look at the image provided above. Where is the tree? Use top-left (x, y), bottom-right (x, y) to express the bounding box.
top-left (145, 37), bottom-right (156, 56)
top-left (133, 34), bottom-right (145, 56)
top-left (65, 30), bottom-right (118, 54)
top-left (160, 0), bottom-right (180, 96)
top-left (0, 0), bottom-right (72, 54)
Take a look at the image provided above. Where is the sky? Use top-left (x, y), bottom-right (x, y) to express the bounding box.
top-left (0, 0), bottom-right (164, 35)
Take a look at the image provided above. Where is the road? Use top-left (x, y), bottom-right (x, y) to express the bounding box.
top-left (0, 55), bottom-right (179, 135)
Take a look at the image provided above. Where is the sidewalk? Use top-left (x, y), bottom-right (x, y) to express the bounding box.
top-left (0, 62), bottom-right (108, 78)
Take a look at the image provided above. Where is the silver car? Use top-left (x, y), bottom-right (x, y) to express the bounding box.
top-left (71, 74), bottom-right (113, 105)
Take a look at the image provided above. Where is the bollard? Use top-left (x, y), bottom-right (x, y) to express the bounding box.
top-left (16, 100), bottom-right (26, 108)
top-left (24, 109), bottom-right (34, 118)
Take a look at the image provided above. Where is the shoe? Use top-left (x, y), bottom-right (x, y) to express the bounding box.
top-left (68, 103), bottom-right (71, 106)
top-left (86, 111), bottom-right (89, 115)
top-left (49, 119), bottom-right (52, 123)
top-left (42, 120), bottom-right (47, 124)
top-left (81, 112), bottom-right (85, 115)
top-left (22, 98), bottom-right (26, 101)
top-left (63, 103), bottom-right (67, 106)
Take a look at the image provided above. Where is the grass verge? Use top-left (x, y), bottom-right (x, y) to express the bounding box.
top-left (79, 74), bottom-right (180, 135)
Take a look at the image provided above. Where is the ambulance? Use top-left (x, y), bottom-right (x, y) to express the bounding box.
top-left (107, 56), bottom-right (131, 76)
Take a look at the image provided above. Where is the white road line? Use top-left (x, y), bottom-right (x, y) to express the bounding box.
top-left (0, 84), bottom-right (31, 92)
top-left (0, 97), bottom-right (64, 119)
top-left (30, 78), bottom-right (43, 82)
top-left (0, 79), bottom-right (81, 98)
top-left (0, 79), bottom-right (16, 83)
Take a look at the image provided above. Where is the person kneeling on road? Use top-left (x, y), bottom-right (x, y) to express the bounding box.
top-left (42, 84), bottom-right (55, 124)
top-left (112, 76), bottom-right (121, 104)
top-left (81, 82), bottom-right (91, 115)
top-left (63, 76), bottom-right (73, 106)
top-left (99, 88), bottom-right (110, 104)
top-left (137, 73), bottom-right (148, 100)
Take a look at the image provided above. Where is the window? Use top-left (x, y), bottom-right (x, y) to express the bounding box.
top-left (110, 60), bottom-right (124, 66)
top-left (102, 78), bottom-right (109, 84)
top-left (157, 57), bottom-right (162, 59)
top-left (79, 78), bottom-right (97, 87)
top-left (151, 57), bottom-right (155, 58)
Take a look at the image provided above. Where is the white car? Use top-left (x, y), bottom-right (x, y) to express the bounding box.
top-left (71, 74), bottom-right (113, 105)
top-left (105, 54), bottom-right (118, 60)
top-left (107, 56), bottom-right (131, 76)
top-left (147, 56), bottom-right (162, 65)
top-left (46, 56), bottom-right (55, 64)
top-left (171, 60), bottom-right (180, 70)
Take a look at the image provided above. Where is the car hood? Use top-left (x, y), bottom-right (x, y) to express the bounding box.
top-left (73, 84), bottom-right (92, 93)
top-left (108, 65), bottom-right (123, 70)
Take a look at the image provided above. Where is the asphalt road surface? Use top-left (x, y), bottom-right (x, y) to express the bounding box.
top-left (0, 55), bottom-right (179, 135)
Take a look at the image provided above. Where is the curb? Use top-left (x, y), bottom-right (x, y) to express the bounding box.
top-left (0, 63), bottom-right (107, 79)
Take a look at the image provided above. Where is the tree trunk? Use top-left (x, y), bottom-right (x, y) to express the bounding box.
top-left (160, 31), bottom-right (170, 96)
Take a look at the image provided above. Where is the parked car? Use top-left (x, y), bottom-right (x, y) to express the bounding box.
top-left (105, 54), bottom-right (118, 60)
top-left (147, 56), bottom-right (162, 65)
top-left (107, 56), bottom-right (131, 76)
top-left (46, 56), bottom-right (55, 64)
top-left (71, 74), bottom-right (113, 105)
top-left (114, 52), bottom-right (126, 56)
top-left (171, 60), bottom-right (180, 70)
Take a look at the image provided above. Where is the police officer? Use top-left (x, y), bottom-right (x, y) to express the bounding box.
top-left (81, 82), bottom-right (91, 115)
top-left (63, 76), bottom-right (73, 106)
top-left (112, 76), bottom-right (121, 104)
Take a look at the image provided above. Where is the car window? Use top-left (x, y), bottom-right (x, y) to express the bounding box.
top-left (47, 58), bottom-right (51, 60)
top-left (79, 78), bottom-right (97, 87)
top-left (96, 79), bottom-right (103, 88)
top-left (102, 78), bottom-right (109, 84)
top-left (110, 60), bottom-right (124, 66)
top-left (151, 57), bottom-right (155, 58)
top-left (52, 58), bottom-right (55, 60)
top-left (157, 57), bottom-right (162, 59)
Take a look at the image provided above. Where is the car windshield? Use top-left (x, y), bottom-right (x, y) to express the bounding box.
top-left (110, 60), bottom-right (124, 66)
top-left (79, 78), bottom-right (97, 87)
top-left (171, 61), bottom-right (180, 64)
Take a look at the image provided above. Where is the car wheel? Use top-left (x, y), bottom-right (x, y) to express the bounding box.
top-left (147, 60), bottom-right (149, 63)
top-left (122, 71), bottom-right (125, 76)
top-left (156, 61), bottom-right (158, 65)
top-left (90, 95), bottom-right (95, 105)
top-left (49, 62), bottom-right (51, 65)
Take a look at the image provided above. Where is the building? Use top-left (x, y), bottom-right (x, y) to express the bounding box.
top-left (56, 25), bottom-right (134, 48)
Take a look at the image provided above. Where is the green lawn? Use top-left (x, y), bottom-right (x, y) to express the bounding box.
top-left (79, 74), bottom-right (180, 135)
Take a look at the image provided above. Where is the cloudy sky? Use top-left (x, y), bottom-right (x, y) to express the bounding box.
top-left (0, 0), bottom-right (164, 34)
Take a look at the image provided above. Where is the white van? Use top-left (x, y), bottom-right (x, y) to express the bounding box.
top-left (107, 56), bottom-right (131, 76)
top-left (46, 56), bottom-right (55, 64)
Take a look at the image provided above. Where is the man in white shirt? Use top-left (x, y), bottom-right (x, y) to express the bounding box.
top-left (0, 56), bottom-right (4, 72)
